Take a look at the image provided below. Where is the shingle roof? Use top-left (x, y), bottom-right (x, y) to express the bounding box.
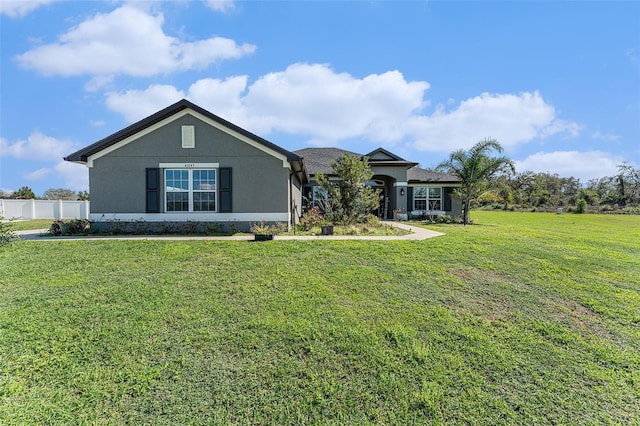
top-left (64, 99), bottom-right (303, 164)
top-left (293, 147), bottom-right (362, 175)
top-left (407, 167), bottom-right (461, 183)
top-left (294, 148), bottom-right (459, 184)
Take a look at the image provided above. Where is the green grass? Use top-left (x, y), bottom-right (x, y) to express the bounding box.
top-left (3, 219), bottom-right (52, 231)
top-left (0, 211), bottom-right (638, 424)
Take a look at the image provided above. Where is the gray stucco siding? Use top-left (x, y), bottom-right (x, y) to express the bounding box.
top-left (89, 114), bottom-right (291, 215)
top-left (368, 165), bottom-right (408, 183)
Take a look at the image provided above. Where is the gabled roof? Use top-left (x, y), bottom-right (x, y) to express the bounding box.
top-left (293, 147), bottom-right (361, 175)
top-left (64, 99), bottom-right (303, 164)
top-left (364, 147), bottom-right (418, 169)
top-left (407, 167), bottom-right (461, 183)
top-left (365, 147), bottom-right (407, 161)
top-left (293, 147), bottom-right (418, 176)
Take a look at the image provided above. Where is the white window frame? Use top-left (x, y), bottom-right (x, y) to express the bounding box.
top-left (164, 168), bottom-right (217, 213)
top-left (413, 186), bottom-right (443, 212)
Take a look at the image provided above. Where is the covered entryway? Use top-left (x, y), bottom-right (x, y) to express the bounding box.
top-left (368, 175), bottom-right (397, 219)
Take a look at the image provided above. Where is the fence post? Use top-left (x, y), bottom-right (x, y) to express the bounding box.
top-left (30, 199), bottom-right (36, 220)
top-left (83, 200), bottom-right (90, 219)
top-left (57, 199), bottom-right (63, 220)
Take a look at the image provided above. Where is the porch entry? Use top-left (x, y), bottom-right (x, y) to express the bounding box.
top-left (367, 177), bottom-right (392, 220)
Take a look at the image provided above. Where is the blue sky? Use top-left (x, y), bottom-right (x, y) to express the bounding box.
top-left (1, 0), bottom-right (638, 196)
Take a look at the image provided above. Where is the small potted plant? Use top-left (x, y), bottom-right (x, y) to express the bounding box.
top-left (250, 221), bottom-right (275, 241)
top-left (321, 223), bottom-right (334, 235)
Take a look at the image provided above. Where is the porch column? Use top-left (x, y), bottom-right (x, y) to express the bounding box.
top-left (394, 181), bottom-right (408, 219)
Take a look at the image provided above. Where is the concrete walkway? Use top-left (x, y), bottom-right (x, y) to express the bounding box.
top-left (15, 221), bottom-right (444, 242)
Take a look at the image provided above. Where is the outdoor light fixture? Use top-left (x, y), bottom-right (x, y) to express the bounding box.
top-left (400, 188), bottom-right (405, 196)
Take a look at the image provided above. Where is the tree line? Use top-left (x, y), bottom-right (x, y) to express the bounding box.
top-left (436, 139), bottom-right (639, 219)
top-left (0, 187), bottom-right (89, 201)
top-left (481, 163), bottom-right (640, 213)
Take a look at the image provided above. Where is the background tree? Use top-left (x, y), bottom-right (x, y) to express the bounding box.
top-left (315, 153), bottom-right (380, 225)
top-left (77, 191), bottom-right (90, 201)
top-left (437, 138), bottom-right (514, 225)
top-left (43, 188), bottom-right (78, 200)
top-left (10, 186), bottom-right (36, 199)
top-left (616, 163), bottom-right (640, 205)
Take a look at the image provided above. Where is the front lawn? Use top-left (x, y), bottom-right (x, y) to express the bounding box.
top-left (2, 219), bottom-right (52, 231)
top-left (0, 212), bottom-right (638, 424)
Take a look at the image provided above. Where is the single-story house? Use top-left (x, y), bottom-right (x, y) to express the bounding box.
top-left (294, 147), bottom-right (461, 220)
top-left (65, 99), bottom-right (460, 230)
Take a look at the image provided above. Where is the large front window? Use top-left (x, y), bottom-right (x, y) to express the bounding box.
top-left (165, 169), bottom-right (216, 212)
top-left (413, 187), bottom-right (442, 211)
top-left (312, 186), bottom-right (327, 208)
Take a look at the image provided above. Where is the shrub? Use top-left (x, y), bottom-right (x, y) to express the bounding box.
top-left (299, 206), bottom-right (325, 231)
top-left (49, 219), bottom-right (91, 235)
top-left (575, 199), bottom-right (587, 214)
top-left (250, 221), bottom-right (280, 235)
top-left (0, 218), bottom-right (19, 247)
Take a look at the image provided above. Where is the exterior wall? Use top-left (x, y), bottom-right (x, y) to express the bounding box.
top-left (368, 165), bottom-right (407, 183)
top-left (290, 174), bottom-right (303, 222)
top-left (368, 152), bottom-right (393, 161)
top-left (89, 114), bottom-right (290, 218)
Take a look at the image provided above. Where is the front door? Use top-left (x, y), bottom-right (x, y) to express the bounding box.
top-left (367, 179), bottom-right (387, 219)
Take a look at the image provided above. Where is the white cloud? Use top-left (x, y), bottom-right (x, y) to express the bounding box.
top-left (1, 132), bottom-right (87, 191)
top-left (22, 161), bottom-right (88, 191)
top-left (105, 85), bottom-right (185, 123)
top-left (0, 0), bottom-right (54, 18)
top-left (0, 131), bottom-right (76, 162)
top-left (592, 131), bottom-right (621, 142)
top-left (240, 64), bottom-right (429, 144)
top-left (406, 91), bottom-right (582, 153)
top-left (54, 161), bottom-right (88, 191)
top-left (105, 63), bottom-right (429, 145)
top-left (103, 64), bottom-right (581, 155)
top-left (205, 0), bottom-right (236, 13)
top-left (24, 167), bottom-right (52, 181)
top-left (188, 76), bottom-right (250, 123)
top-left (515, 150), bottom-right (626, 182)
top-left (16, 4), bottom-right (255, 79)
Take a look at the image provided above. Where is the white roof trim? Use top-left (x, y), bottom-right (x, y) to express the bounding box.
top-left (87, 109), bottom-right (290, 168)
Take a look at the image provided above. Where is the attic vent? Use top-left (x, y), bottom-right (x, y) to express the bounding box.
top-left (182, 125), bottom-right (195, 148)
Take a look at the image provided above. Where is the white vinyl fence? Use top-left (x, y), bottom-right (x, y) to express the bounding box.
top-left (0, 199), bottom-right (90, 220)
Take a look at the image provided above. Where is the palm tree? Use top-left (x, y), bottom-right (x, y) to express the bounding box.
top-left (437, 138), bottom-right (515, 225)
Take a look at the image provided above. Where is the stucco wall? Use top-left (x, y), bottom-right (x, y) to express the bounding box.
top-left (368, 165), bottom-right (408, 182)
top-left (89, 114), bottom-right (290, 215)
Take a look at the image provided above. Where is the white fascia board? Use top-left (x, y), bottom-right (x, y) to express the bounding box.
top-left (393, 182), bottom-right (408, 187)
top-left (87, 109), bottom-right (290, 168)
top-left (159, 163), bottom-right (219, 169)
top-left (409, 183), bottom-right (461, 187)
